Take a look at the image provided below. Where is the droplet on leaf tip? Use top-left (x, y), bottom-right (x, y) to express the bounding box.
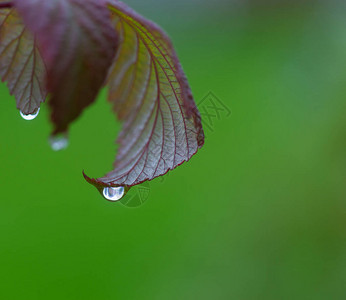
top-left (103, 186), bottom-right (125, 202)
top-left (20, 108), bottom-right (40, 120)
top-left (49, 134), bottom-right (69, 151)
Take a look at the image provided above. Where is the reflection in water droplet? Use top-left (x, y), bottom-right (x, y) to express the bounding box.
top-left (103, 186), bottom-right (125, 202)
top-left (20, 108), bottom-right (40, 120)
top-left (49, 134), bottom-right (69, 151)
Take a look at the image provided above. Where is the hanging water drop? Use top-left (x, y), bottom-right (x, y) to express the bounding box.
top-left (103, 186), bottom-right (125, 202)
top-left (49, 134), bottom-right (69, 151)
top-left (20, 108), bottom-right (40, 120)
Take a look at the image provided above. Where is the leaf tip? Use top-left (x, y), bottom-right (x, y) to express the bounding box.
top-left (83, 170), bottom-right (103, 188)
top-left (83, 170), bottom-right (131, 196)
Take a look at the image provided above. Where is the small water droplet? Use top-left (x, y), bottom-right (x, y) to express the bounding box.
top-left (103, 186), bottom-right (125, 202)
top-left (20, 108), bottom-right (40, 120)
top-left (49, 134), bottom-right (69, 151)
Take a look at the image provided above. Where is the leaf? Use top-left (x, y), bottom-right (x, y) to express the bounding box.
top-left (13, 0), bottom-right (118, 134)
top-left (0, 6), bottom-right (46, 114)
top-left (84, 0), bottom-right (204, 190)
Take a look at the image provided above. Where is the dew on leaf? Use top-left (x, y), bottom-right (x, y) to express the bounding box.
top-left (103, 186), bottom-right (125, 202)
top-left (20, 108), bottom-right (39, 120)
top-left (2, 0), bottom-right (204, 195)
top-left (49, 134), bottom-right (69, 151)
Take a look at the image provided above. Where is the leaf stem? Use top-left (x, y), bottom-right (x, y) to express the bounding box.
top-left (0, 2), bottom-right (13, 9)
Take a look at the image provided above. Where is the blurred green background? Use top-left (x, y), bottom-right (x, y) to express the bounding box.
top-left (0, 0), bottom-right (346, 299)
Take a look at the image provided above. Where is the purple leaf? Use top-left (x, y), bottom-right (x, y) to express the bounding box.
top-left (84, 0), bottom-right (204, 190)
top-left (0, 6), bottom-right (46, 114)
top-left (13, 0), bottom-right (118, 134)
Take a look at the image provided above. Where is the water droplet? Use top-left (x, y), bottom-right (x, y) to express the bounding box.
top-left (49, 134), bottom-right (69, 151)
top-left (103, 186), bottom-right (125, 202)
top-left (20, 108), bottom-right (40, 120)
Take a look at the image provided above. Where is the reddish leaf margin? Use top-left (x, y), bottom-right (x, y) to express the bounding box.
top-left (84, 0), bottom-right (204, 192)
